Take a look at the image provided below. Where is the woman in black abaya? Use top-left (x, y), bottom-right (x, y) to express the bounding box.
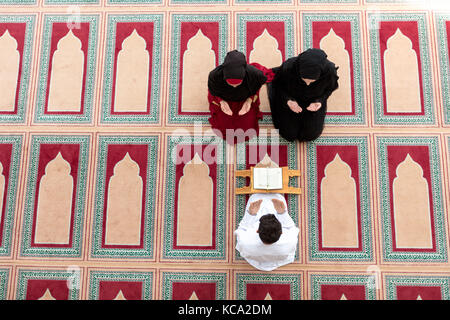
top-left (267, 48), bottom-right (339, 142)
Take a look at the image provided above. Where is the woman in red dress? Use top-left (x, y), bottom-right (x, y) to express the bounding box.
top-left (207, 50), bottom-right (273, 144)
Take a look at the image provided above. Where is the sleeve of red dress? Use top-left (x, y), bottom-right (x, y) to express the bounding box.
top-left (249, 62), bottom-right (276, 83)
top-left (208, 90), bottom-right (222, 105)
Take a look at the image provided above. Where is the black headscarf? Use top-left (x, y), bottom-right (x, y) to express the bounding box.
top-left (208, 50), bottom-right (267, 102)
top-left (271, 48), bottom-right (339, 107)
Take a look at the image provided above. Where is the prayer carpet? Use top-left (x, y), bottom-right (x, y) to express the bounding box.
top-left (0, 0), bottom-right (449, 300)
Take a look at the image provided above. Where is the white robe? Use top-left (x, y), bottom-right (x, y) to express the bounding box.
top-left (234, 193), bottom-right (299, 271)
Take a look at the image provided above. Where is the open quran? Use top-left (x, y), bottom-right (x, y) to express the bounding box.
top-left (235, 166), bottom-right (302, 195)
top-left (252, 167), bottom-right (283, 190)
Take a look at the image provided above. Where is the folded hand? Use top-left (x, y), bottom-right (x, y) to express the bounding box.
top-left (220, 100), bottom-right (233, 116)
top-left (306, 102), bottom-right (322, 112)
top-left (287, 100), bottom-right (302, 113)
top-left (238, 98), bottom-right (252, 116)
top-left (271, 198), bottom-right (286, 214)
top-left (248, 199), bottom-right (263, 215)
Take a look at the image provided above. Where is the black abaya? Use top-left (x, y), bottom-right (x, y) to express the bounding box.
top-left (208, 50), bottom-right (267, 102)
top-left (268, 48), bottom-right (339, 142)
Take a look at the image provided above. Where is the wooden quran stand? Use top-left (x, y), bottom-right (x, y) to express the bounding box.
top-left (235, 166), bottom-right (302, 194)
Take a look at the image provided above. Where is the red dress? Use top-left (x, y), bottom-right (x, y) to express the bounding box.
top-left (207, 63), bottom-right (275, 145)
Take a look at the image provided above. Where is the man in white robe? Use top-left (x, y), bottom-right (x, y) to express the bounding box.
top-left (234, 193), bottom-right (299, 271)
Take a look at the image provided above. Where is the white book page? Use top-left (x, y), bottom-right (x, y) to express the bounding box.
top-left (267, 168), bottom-right (283, 190)
top-left (253, 168), bottom-right (268, 189)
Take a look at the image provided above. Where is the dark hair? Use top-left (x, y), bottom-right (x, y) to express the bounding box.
top-left (258, 214), bottom-right (282, 244)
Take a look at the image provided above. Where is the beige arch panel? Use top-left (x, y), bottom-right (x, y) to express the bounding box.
top-left (189, 291), bottom-right (199, 300)
top-left (321, 153), bottom-right (359, 248)
top-left (113, 290), bottom-right (127, 300)
top-left (393, 154), bottom-right (432, 248)
top-left (105, 152), bottom-right (143, 246)
top-left (0, 30), bottom-right (20, 111)
top-left (255, 153), bottom-right (279, 168)
top-left (319, 28), bottom-right (352, 112)
top-left (181, 29), bottom-right (215, 112)
top-left (249, 29), bottom-right (283, 113)
top-left (47, 30), bottom-right (84, 112)
top-left (384, 28), bottom-right (421, 113)
top-left (176, 153), bottom-right (214, 246)
top-left (38, 289), bottom-right (56, 300)
top-left (34, 152), bottom-right (74, 244)
top-left (114, 29), bottom-right (150, 112)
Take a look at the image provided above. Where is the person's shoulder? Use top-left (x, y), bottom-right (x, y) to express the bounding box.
top-left (277, 56), bottom-right (298, 74)
top-left (280, 226), bottom-right (300, 239)
top-left (319, 60), bottom-right (338, 82)
top-left (246, 64), bottom-right (260, 73)
top-left (238, 232), bottom-right (264, 248)
top-left (280, 56), bottom-right (297, 67)
top-left (208, 65), bottom-right (222, 78)
top-left (324, 59), bottom-right (338, 73)
top-left (246, 64), bottom-right (267, 81)
top-left (285, 55), bottom-right (298, 63)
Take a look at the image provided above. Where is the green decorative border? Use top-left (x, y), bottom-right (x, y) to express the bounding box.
top-left (377, 136), bottom-right (447, 262)
top-left (34, 14), bottom-right (98, 124)
top-left (303, 13), bottom-right (366, 125)
top-left (236, 272), bottom-right (302, 300)
top-left (368, 13), bottom-right (435, 125)
top-left (0, 135), bottom-right (23, 256)
top-left (436, 14), bottom-right (450, 125)
top-left (91, 135), bottom-right (159, 259)
top-left (236, 13), bottom-right (295, 124)
top-left (107, 0), bottom-right (161, 4)
top-left (306, 136), bottom-right (373, 262)
top-left (16, 269), bottom-right (80, 300)
top-left (88, 270), bottom-right (154, 300)
top-left (170, 0), bottom-right (226, 4)
top-left (167, 14), bottom-right (228, 125)
top-left (44, 0), bottom-right (98, 4)
top-left (101, 14), bottom-right (163, 124)
top-left (163, 135), bottom-right (227, 260)
top-left (161, 271), bottom-right (227, 300)
top-left (301, 0), bottom-right (356, 3)
top-left (0, 0), bottom-right (36, 5)
top-left (365, 0), bottom-right (419, 2)
top-left (235, 135), bottom-right (299, 261)
top-left (310, 274), bottom-right (377, 300)
top-left (0, 269), bottom-right (10, 299)
top-left (385, 275), bottom-right (450, 300)
top-left (0, 15), bottom-right (35, 123)
top-left (235, 0), bottom-right (292, 4)
top-left (21, 135), bottom-right (90, 257)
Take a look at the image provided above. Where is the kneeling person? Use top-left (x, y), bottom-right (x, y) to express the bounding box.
top-left (234, 194), bottom-right (299, 271)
